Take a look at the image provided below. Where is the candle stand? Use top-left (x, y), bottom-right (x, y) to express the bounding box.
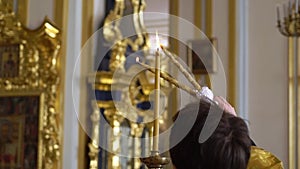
top-left (277, 2), bottom-right (300, 169)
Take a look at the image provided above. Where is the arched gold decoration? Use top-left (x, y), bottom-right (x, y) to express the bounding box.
top-left (0, 4), bottom-right (61, 169)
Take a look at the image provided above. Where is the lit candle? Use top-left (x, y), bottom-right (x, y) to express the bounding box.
top-left (160, 45), bottom-right (202, 91)
top-left (153, 31), bottom-right (160, 152)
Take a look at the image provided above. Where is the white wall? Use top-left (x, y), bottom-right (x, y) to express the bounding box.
top-left (215, 0), bottom-right (288, 167)
top-left (63, 0), bottom-right (82, 168)
top-left (248, 0), bottom-right (288, 167)
top-left (25, 0), bottom-right (289, 168)
top-left (213, 0), bottom-right (229, 83)
top-left (27, 0), bottom-right (54, 29)
top-left (93, 0), bottom-right (105, 31)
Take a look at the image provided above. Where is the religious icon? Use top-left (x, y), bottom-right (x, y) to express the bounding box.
top-left (0, 117), bottom-right (24, 169)
top-left (0, 44), bottom-right (21, 78)
top-left (187, 38), bottom-right (217, 74)
top-left (0, 95), bottom-right (40, 169)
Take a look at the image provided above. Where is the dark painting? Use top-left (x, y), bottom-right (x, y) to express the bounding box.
top-left (0, 96), bottom-right (39, 169)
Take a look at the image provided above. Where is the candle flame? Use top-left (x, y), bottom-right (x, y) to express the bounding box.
top-left (156, 31), bottom-right (160, 49)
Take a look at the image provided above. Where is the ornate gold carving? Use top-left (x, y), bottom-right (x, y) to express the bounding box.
top-left (88, 142), bottom-right (100, 169)
top-left (0, 0), bottom-right (14, 14)
top-left (109, 41), bottom-right (127, 71)
top-left (0, 6), bottom-right (61, 169)
top-left (88, 101), bottom-right (101, 169)
top-left (103, 0), bottom-right (149, 71)
top-left (89, 71), bottom-right (131, 87)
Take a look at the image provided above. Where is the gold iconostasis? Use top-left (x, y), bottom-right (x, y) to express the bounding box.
top-left (0, 1), bottom-right (61, 169)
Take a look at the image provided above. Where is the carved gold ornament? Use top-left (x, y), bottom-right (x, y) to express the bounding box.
top-left (0, 5), bottom-right (61, 169)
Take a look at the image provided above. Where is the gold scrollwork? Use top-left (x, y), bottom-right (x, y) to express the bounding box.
top-left (0, 5), bottom-right (61, 169)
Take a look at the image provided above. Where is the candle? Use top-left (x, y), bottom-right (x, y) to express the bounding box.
top-left (289, 1), bottom-right (292, 16)
top-left (160, 45), bottom-right (202, 91)
top-left (276, 5), bottom-right (280, 21)
top-left (283, 4), bottom-right (287, 18)
top-left (153, 32), bottom-right (160, 152)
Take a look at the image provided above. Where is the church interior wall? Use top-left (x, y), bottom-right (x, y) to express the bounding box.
top-left (20, 0), bottom-right (289, 168)
top-left (247, 0), bottom-right (288, 167)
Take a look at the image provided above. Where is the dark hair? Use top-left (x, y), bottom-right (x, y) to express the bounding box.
top-left (169, 98), bottom-right (252, 169)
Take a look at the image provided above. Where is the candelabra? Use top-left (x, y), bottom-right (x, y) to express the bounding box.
top-left (276, 2), bottom-right (299, 169)
top-left (277, 2), bottom-right (300, 36)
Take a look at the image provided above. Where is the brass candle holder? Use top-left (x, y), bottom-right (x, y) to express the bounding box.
top-left (139, 33), bottom-right (170, 169)
top-left (140, 151), bottom-right (170, 169)
top-left (277, 2), bottom-right (300, 36)
top-left (137, 34), bottom-right (206, 168)
top-left (276, 1), bottom-right (300, 169)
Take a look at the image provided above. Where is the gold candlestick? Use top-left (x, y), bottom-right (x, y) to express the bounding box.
top-left (140, 33), bottom-right (170, 169)
top-left (153, 32), bottom-right (160, 152)
top-left (160, 45), bottom-right (202, 91)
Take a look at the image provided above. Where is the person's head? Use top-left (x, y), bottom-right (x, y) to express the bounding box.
top-left (169, 98), bottom-right (252, 169)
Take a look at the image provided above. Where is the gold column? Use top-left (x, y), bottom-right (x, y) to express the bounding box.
top-left (169, 0), bottom-right (179, 54)
top-left (17, 0), bottom-right (28, 24)
top-left (288, 37), bottom-right (300, 169)
top-left (275, 4), bottom-right (300, 168)
top-left (80, 0), bottom-right (95, 168)
top-left (193, 0), bottom-right (213, 87)
top-left (169, 0), bottom-right (179, 117)
top-left (53, 0), bottom-right (69, 168)
top-left (205, 0), bottom-right (213, 88)
top-left (228, 0), bottom-right (236, 107)
top-left (194, 0), bottom-right (202, 76)
top-left (205, 0), bottom-right (213, 38)
top-left (194, 0), bottom-right (202, 35)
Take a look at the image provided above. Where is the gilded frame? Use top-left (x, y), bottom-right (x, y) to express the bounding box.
top-left (0, 7), bottom-right (61, 169)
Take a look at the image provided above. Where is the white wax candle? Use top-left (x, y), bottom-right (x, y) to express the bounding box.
top-left (153, 32), bottom-right (160, 152)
